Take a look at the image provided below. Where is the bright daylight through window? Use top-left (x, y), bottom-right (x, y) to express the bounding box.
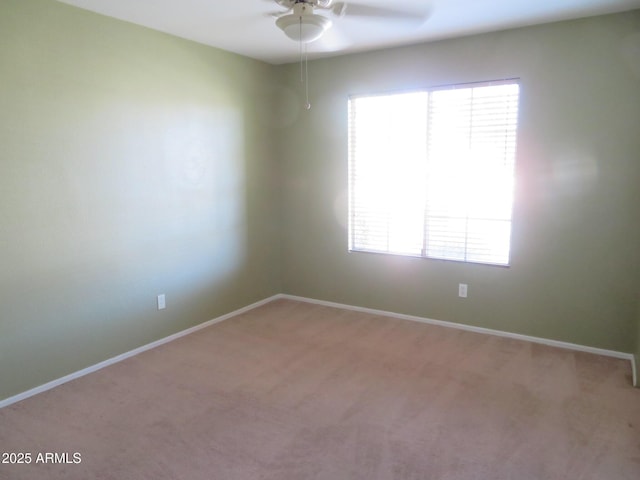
top-left (348, 80), bottom-right (519, 266)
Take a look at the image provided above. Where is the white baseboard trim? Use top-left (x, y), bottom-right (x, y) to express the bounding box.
top-left (2, 292), bottom-right (636, 409)
top-left (633, 355), bottom-right (638, 387)
top-left (278, 294), bottom-right (635, 363)
top-left (0, 295), bottom-right (280, 410)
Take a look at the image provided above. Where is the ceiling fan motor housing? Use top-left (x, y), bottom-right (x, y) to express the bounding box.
top-left (276, 2), bottom-right (333, 43)
top-left (279, 0), bottom-right (334, 8)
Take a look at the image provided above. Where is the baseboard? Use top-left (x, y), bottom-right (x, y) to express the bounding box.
top-left (633, 355), bottom-right (638, 387)
top-left (278, 294), bottom-right (635, 363)
top-left (0, 295), bottom-right (280, 409)
top-left (2, 292), bottom-right (636, 408)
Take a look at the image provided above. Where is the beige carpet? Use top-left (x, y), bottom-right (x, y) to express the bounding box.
top-left (1, 299), bottom-right (639, 479)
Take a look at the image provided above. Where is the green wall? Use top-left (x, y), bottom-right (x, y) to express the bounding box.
top-left (278, 11), bottom-right (640, 353)
top-left (636, 300), bottom-right (640, 386)
top-left (0, 0), bottom-right (281, 401)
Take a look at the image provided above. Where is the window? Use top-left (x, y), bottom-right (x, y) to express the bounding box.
top-left (348, 79), bottom-right (519, 266)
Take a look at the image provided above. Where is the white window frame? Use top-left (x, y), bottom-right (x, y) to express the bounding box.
top-left (348, 79), bottom-right (520, 266)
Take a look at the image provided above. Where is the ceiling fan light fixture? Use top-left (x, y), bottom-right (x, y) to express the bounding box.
top-left (276, 11), bottom-right (332, 43)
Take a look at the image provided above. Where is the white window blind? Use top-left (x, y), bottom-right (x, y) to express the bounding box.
top-left (348, 80), bottom-right (519, 266)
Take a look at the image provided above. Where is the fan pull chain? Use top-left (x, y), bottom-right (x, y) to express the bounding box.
top-left (299, 17), bottom-right (304, 83)
top-left (305, 44), bottom-right (311, 110)
top-left (298, 17), bottom-right (311, 110)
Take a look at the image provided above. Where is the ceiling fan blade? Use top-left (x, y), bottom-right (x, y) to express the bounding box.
top-left (266, 10), bottom-right (289, 19)
top-left (332, 2), bottom-right (430, 24)
top-left (263, 0), bottom-right (293, 12)
top-left (265, 0), bottom-right (293, 7)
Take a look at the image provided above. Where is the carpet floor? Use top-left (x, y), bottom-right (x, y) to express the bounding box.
top-left (1, 299), bottom-right (639, 479)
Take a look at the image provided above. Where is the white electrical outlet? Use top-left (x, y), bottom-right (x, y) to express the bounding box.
top-left (157, 294), bottom-right (166, 310)
top-left (458, 284), bottom-right (468, 298)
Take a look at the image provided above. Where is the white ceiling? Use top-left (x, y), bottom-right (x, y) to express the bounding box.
top-left (57, 0), bottom-right (640, 64)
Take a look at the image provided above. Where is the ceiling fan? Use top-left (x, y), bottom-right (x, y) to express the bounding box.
top-left (270, 0), bottom-right (430, 44)
top-left (268, 1), bottom-right (429, 111)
